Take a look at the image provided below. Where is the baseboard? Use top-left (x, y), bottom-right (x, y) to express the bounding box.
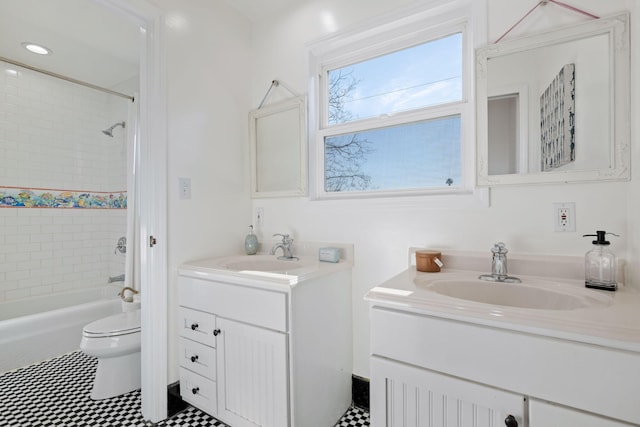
top-left (167, 381), bottom-right (188, 417)
top-left (352, 374), bottom-right (370, 410)
top-left (169, 375), bottom-right (370, 416)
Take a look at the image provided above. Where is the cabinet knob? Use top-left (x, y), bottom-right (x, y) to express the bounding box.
top-left (190, 355), bottom-right (198, 363)
top-left (191, 387), bottom-right (199, 395)
top-left (504, 415), bottom-right (518, 427)
top-left (213, 328), bottom-right (221, 336)
top-left (190, 323), bottom-right (199, 331)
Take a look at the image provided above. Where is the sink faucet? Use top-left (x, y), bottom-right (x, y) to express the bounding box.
top-left (478, 242), bottom-right (521, 283)
top-left (269, 234), bottom-right (298, 260)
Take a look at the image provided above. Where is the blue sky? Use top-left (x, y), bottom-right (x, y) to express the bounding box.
top-left (334, 32), bottom-right (462, 122)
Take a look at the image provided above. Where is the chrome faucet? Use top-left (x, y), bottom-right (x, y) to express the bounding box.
top-left (108, 274), bottom-right (125, 283)
top-left (478, 242), bottom-right (521, 283)
top-left (269, 234), bottom-right (298, 260)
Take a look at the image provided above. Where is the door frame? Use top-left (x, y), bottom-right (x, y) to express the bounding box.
top-left (98, 0), bottom-right (168, 422)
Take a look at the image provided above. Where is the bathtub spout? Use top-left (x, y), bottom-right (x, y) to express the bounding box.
top-left (108, 274), bottom-right (125, 283)
top-left (118, 286), bottom-right (139, 302)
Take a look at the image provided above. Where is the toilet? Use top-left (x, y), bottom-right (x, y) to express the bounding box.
top-left (80, 309), bottom-right (141, 400)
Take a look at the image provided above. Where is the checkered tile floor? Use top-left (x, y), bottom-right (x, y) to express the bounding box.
top-left (0, 351), bottom-right (369, 426)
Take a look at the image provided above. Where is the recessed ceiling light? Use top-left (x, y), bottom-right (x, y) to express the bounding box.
top-left (21, 42), bottom-right (52, 55)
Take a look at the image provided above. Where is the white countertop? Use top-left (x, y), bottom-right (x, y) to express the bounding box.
top-left (365, 267), bottom-right (640, 353)
top-left (179, 254), bottom-right (352, 290)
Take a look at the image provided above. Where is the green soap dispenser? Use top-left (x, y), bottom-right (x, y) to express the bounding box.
top-left (582, 230), bottom-right (618, 291)
top-left (245, 225), bottom-right (258, 255)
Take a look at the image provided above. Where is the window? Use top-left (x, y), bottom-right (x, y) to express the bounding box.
top-left (310, 2), bottom-right (478, 199)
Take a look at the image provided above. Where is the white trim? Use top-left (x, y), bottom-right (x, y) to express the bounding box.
top-left (98, 0), bottom-right (168, 423)
top-left (308, 0), bottom-right (487, 202)
top-left (487, 84), bottom-right (529, 174)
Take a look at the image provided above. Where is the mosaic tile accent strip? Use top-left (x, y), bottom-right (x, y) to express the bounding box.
top-left (0, 351), bottom-right (369, 427)
top-left (0, 187), bottom-right (126, 209)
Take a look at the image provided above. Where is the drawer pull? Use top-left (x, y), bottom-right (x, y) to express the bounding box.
top-left (504, 415), bottom-right (518, 427)
top-left (192, 387), bottom-right (200, 395)
top-left (190, 323), bottom-right (199, 331)
top-left (213, 328), bottom-right (221, 336)
top-left (190, 355), bottom-right (199, 363)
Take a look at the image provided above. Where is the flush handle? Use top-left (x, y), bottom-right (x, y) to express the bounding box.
top-left (190, 355), bottom-right (198, 363)
top-left (504, 415), bottom-right (518, 427)
top-left (191, 387), bottom-right (199, 395)
top-left (213, 328), bottom-right (221, 336)
top-left (190, 323), bottom-right (199, 331)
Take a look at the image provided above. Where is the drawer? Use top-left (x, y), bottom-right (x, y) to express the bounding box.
top-left (180, 368), bottom-right (217, 416)
top-left (179, 337), bottom-right (216, 380)
top-left (178, 306), bottom-right (218, 347)
top-left (179, 276), bottom-right (288, 332)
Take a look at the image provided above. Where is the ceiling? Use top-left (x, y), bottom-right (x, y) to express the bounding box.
top-left (222, 0), bottom-right (306, 23)
top-left (0, 0), bottom-right (140, 90)
top-left (0, 0), bottom-right (306, 92)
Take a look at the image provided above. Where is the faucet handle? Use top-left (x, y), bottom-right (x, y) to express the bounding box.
top-left (273, 233), bottom-right (291, 243)
top-left (491, 242), bottom-right (508, 254)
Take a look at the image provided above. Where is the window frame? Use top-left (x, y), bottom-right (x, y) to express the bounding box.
top-left (309, 0), bottom-right (485, 202)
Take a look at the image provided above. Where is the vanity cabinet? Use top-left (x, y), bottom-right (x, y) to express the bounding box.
top-left (177, 266), bottom-right (352, 427)
top-left (368, 305), bottom-right (639, 427)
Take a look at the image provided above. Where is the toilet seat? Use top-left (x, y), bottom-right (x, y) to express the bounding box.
top-left (82, 310), bottom-right (141, 338)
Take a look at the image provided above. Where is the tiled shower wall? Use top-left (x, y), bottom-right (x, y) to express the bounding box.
top-left (0, 61), bottom-right (130, 302)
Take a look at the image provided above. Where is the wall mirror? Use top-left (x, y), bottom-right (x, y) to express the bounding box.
top-left (476, 12), bottom-right (630, 186)
top-left (249, 96), bottom-right (307, 198)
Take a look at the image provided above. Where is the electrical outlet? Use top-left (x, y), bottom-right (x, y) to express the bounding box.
top-left (256, 207), bottom-right (264, 226)
top-left (553, 202), bottom-right (575, 232)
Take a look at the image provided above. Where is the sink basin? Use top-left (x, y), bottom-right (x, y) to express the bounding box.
top-left (421, 279), bottom-right (611, 310)
top-left (217, 255), bottom-right (305, 273)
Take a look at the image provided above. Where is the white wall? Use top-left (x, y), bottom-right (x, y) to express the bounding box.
top-left (150, 0), bottom-right (253, 383)
top-left (247, 0), bottom-right (638, 379)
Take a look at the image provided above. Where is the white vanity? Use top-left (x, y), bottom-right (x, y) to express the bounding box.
top-left (177, 247), bottom-right (353, 427)
top-left (365, 251), bottom-right (640, 427)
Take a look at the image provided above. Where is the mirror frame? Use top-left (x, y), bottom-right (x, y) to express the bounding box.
top-left (249, 96), bottom-right (308, 198)
top-left (476, 12), bottom-right (630, 186)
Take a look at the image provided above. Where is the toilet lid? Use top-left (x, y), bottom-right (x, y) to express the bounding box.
top-left (83, 310), bottom-right (141, 337)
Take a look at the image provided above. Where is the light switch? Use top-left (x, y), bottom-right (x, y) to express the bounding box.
top-left (179, 177), bottom-right (191, 200)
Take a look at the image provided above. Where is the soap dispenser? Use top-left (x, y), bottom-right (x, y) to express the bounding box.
top-left (244, 225), bottom-right (258, 255)
top-left (582, 230), bottom-right (618, 291)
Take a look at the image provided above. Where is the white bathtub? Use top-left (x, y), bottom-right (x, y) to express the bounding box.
top-left (0, 286), bottom-right (123, 373)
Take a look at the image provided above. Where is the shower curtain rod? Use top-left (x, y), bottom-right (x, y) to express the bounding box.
top-left (0, 55), bottom-right (134, 102)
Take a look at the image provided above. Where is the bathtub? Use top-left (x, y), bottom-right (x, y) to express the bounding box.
top-left (0, 286), bottom-right (123, 373)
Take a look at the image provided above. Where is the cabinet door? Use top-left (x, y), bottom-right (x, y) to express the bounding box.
top-left (216, 318), bottom-right (288, 427)
top-left (371, 356), bottom-right (526, 427)
top-left (529, 399), bottom-right (635, 427)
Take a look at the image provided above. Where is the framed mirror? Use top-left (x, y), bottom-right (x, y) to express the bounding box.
top-left (476, 12), bottom-right (630, 186)
top-left (249, 96), bottom-right (307, 198)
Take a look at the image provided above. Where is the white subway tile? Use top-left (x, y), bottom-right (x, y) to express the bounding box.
top-left (6, 288), bottom-right (29, 300)
top-left (6, 270), bottom-right (30, 281)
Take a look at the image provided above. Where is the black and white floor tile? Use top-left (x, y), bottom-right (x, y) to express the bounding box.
top-left (0, 351), bottom-right (369, 426)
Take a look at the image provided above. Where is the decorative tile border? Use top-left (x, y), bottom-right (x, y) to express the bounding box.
top-left (0, 187), bottom-right (126, 209)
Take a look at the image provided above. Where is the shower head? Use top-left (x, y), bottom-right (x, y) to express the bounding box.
top-left (102, 121), bottom-right (126, 137)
